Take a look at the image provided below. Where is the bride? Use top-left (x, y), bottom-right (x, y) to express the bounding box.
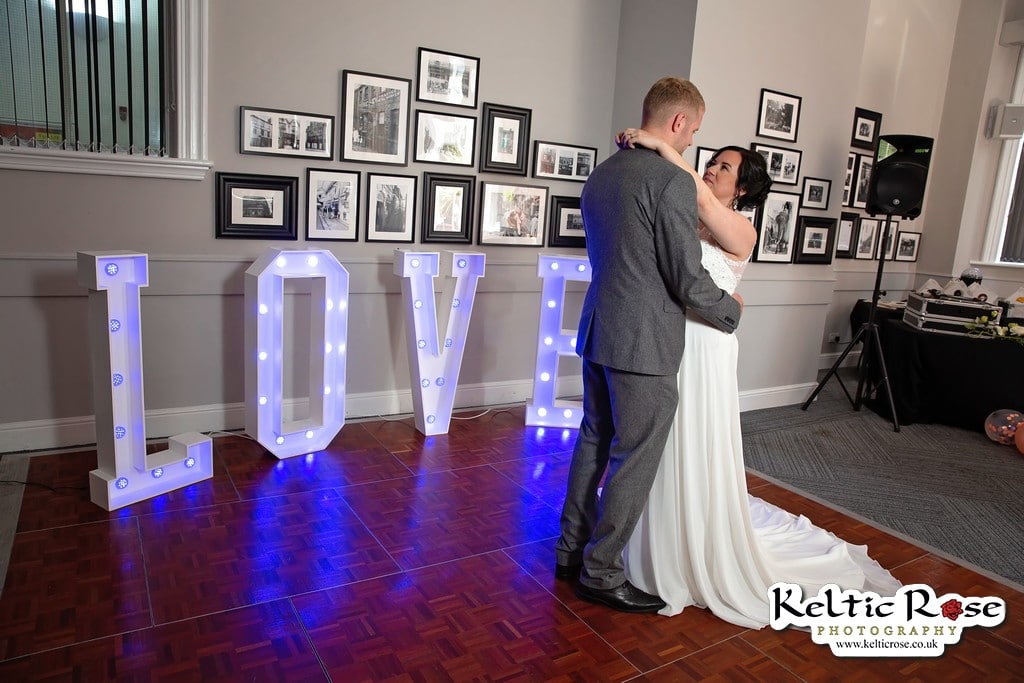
top-left (616, 129), bottom-right (900, 628)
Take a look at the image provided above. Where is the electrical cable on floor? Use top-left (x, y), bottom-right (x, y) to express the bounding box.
top-left (0, 480), bottom-right (88, 493)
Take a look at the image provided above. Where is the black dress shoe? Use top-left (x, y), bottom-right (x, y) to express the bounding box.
top-left (555, 562), bottom-right (581, 581)
top-left (575, 580), bottom-right (666, 613)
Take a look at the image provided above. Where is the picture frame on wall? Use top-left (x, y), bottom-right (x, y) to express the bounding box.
top-left (547, 195), bottom-right (585, 248)
top-left (843, 152), bottom-right (857, 206)
top-left (416, 47), bottom-right (479, 109)
top-left (239, 106), bottom-right (334, 159)
top-left (413, 110), bottom-right (476, 167)
top-left (753, 189), bottom-right (801, 262)
top-left (306, 168), bottom-right (359, 241)
top-left (756, 88), bottom-right (801, 142)
top-left (793, 216), bottom-right (836, 264)
top-left (479, 102), bottom-right (532, 175)
top-left (340, 70), bottom-right (411, 165)
top-left (365, 172), bottom-right (416, 242)
top-left (215, 172), bottom-right (297, 240)
top-left (421, 172), bottom-right (474, 244)
top-left (851, 107), bottom-right (883, 150)
top-left (478, 181), bottom-right (547, 246)
top-left (895, 230), bottom-right (922, 261)
top-left (693, 146), bottom-right (716, 175)
top-left (532, 141), bottom-right (597, 182)
top-left (851, 153), bottom-right (873, 209)
top-left (855, 217), bottom-right (880, 259)
top-left (801, 176), bottom-right (831, 210)
top-left (752, 142), bottom-right (802, 186)
top-left (836, 211), bottom-right (859, 258)
top-left (876, 219), bottom-right (899, 260)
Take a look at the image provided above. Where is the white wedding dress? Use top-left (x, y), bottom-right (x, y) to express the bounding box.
top-left (623, 230), bottom-right (900, 629)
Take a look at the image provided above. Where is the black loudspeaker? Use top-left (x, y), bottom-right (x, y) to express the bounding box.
top-left (865, 134), bottom-right (933, 218)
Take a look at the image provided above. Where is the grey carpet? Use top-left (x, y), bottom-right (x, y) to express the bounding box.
top-left (742, 368), bottom-right (1024, 588)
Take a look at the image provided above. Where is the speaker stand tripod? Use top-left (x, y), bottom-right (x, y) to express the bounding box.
top-left (801, 214), bottom-right (900, 432)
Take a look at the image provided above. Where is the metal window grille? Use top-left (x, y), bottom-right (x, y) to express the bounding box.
top-left (1, 0), bottom-right (166, 155)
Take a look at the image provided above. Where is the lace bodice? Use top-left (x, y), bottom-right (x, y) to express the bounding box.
top-left (699, 231), bottom-right (748, 295)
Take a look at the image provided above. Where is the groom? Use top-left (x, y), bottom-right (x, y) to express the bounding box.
top-left (555, 77), bottom-right (743, 613)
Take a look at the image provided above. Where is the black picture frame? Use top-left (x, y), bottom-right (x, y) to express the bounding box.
top-left (413, 110), bottom-right (476, 167)
top-left (547, 195), bottom-right (585, 248)
top-left (756, 88), bottom-right (801, 143)
top-left (239, 106), bottom-right (334, 159)
top-left (753, 189), bottom-right (801, 262)
top-left (416, 47), bottom-right (480, 109)
top-left (479, 102), bottom-right (531, 175)
top-left (215, 172), bottom-right (297, 240)
top-left (305, 168), bottom-right (359, 242)
top-left (793, 216), bottom-right (836, 264)
top-left (842, 152), bottom-right (857, 207)
top-left (895, 230), bottom-right (922, 262)
top-left (851, 107), bottom-right (883, 150)
top-left (532, 140), bottom-right (597, 182)
top-left (693, 146), bottom-right (716, 174)
top-left (421, 172), bottom-right (475, 244)
top-left (365, 172), bottom-right (417, 243)
top-left (851, 153), bottom-right (873, 209)
top-left (854, 217), bottom-right (880, 259)
top-left (876, 219), bottom-right (899, 260)
top-left (340, 70), bottom-right (411, 166)
top-left (752, 142), bottom-right (802, 186)
top-left (836, 211), bottom-right (859, 259)
top-left (801, 176), bottom-right (831, 211)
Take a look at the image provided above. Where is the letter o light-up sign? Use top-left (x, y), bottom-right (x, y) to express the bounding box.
top-left (77, 252), bottom-right (213, 511)
top-left (526, 255), bottom-right (591, 428)
top-left (245, 248), bottom-right (349, 459)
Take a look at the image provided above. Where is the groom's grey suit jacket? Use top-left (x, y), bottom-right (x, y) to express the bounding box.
top-left (576, 147), bottom-right (740, 374)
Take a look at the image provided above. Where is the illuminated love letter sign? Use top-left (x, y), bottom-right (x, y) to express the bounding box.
top-left (77, 251), bottom-right (213, 511)
top-left (245, 248), bottom-right (349, 459)
top-left (394, 250), bottom-right (485, 435)
top-left (526, 255), bottom-right (591, 428)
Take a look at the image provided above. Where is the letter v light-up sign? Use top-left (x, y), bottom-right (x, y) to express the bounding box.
top-left (245, 248), bottom-right (349, 459)
top-left (394, 250), bottom-right (485, 435)
top-left (77, 252), bottom-right (213, 511)
top-left (526, 254), bottom-right (591, 428)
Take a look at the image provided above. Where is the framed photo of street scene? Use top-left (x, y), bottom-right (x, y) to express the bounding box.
top-left (793, 216), bottom-right (836, 264)
top-left (756, 88), bottom-right (801, 143)
top-left (413, 110), bottom-right (476, 167)
top-left (239, 106), bottom-right (333, 159)
top-left (753, 189), bottom-right (800, 262)
top-left (340, 70), bottom-right (411, 165)
top-left (532, 141), bottom-right (597, 182)
top-left (895, 230), bottom-right (922, 262)
top-left (752, 142), bottom-right (802, 186)
top-left (215, 172), bottom-right (297, 240)
top-left (547, 195), bottom-right (585, 248)
top-left (479, 102), bottom-right (531, 175)
top-left (478, 181), bottom-right (547, 246)
top-left (421, 172), bottom-right (474, 244)
top-left (855, 217), bottom-right (880, 259)
top-left (306, 168), bottom-right (359, 242)
top-left (365, 173), bottom-right (416, 242)
top-left (416, 47), bottom-right (479, 109)
top-left (851, 153), bottom-right (873, 209)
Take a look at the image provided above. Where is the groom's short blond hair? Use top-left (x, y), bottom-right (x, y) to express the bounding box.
top-left (642, 77), bottom-right (705, 126)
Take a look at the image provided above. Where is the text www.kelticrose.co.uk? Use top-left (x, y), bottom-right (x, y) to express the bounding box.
top-left (833, 638), bottom-right (940, 654)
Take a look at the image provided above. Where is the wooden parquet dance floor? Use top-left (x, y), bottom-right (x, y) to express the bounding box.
top-left (0, 406), bottom-right (1021, 681)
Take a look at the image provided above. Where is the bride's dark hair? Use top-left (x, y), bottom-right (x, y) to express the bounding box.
top-left (709, 146), bottom-right (772, 211)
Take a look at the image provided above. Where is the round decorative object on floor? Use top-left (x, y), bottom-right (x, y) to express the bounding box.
top-left (984, 409), bottom-right (1023, 445)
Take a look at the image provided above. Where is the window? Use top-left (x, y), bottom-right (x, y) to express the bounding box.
top-left (0, 0), bottom-right (208, 179)
top-left (984, 46), bottom-right (1024, 265)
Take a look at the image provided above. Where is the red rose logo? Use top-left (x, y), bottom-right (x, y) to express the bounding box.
top-left (941, 598), bottom-right (964, 621)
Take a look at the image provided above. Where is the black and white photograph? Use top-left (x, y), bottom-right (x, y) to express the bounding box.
top-left (547, 195), bottom-right (585, 248)
top-left (532, 141), bottom-right (598, 182)
top-left (836, 211), bottom-right (858, 258)
top-left (752, 142), bottom-right (802, 186)
top-left (895, 230), bottom-right (922, 261)
top-left (306, 169), bottom-right (359, 241)
top-left (478, 182), bottom-right (547, 246)
top-left (852, 153), bottom-right (873, 209)
top-left (843, 152), bottom-right (857, 206)
top-left (801, 176), bottom-right (831, 210)
top-left (855, 217), bottom-right (880, 259)
top-left (479, 102), bottom-right (532, 175)
top-left (422, 172), bottom-right (474, 244)
top-left (694, 146), bottom-right (716, 175)
top-left (341, 70), bottom-right (411, 165)
top-left (215, 172), bottom-right (297, 240)
top-left (239, 106), bottom-right (334, 159)
top-left (851, 107), bottom-right (883, 150)
top-left (756, 88), bottom-right (802, 142)
top-left (793, 216), bottom-right (836, 264)
top-left (875, 219), bottom-right (899, 260)
top-left (366, 173), bottom-right (416, 242)
top-left (416, 47), bottom-right (480, 109)
top-left (414, 110), bottom-right (476, 166)
top-left (754, 189), bottom-right (801, 262)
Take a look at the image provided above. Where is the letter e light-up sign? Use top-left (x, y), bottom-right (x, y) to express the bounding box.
top-left (394, 250), bottom-right (485, 435)
top-left (526, 255), bottom-right (590, 428)
top-left (77, 251), bottom-right (213, 511)
top-left (244, 248), bottom-right (349, 459)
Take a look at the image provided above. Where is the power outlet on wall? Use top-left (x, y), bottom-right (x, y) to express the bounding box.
top-left (827, 332), bottom-right (841, 343)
